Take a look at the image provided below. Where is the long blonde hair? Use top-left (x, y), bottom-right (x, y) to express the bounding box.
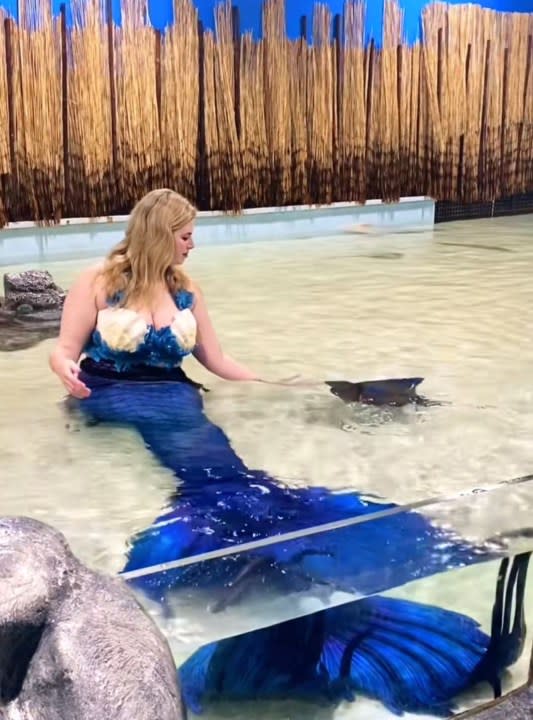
top-left (99, 189), bottom-right (197, 305)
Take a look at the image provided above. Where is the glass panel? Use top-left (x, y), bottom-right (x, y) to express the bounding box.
top-left (123, 475), bottom-right (533, 719)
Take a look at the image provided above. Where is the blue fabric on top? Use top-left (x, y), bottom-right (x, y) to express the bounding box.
top-left (73, 364), bottom-right (518, 716)
top-left (82, 289), bottom-right (195, 372)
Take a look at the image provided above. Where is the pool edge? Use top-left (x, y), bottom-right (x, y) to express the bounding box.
top-left (1, 196), bottom-right (435, 231)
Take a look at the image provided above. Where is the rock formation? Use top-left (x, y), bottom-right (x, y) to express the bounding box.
top-left (0, 269), bottom-right (65, 351)
top-left (0, 515), bottom-right (185, 720)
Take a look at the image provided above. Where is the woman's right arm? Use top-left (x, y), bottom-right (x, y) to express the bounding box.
top-left (49, 266), bottom-right (100, 398)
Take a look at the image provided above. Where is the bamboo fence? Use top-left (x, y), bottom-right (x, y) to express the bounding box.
top-left (0, 0), bottom-right (531, 224)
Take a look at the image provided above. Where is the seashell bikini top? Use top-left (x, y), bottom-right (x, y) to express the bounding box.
top-left (83, 289), bottom-right (197, 372)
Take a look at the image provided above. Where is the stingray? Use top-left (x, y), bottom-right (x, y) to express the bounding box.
top-left (325, 376), bottom-right (441, 408)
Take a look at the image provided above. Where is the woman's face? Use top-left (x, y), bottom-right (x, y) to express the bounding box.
top-left (174, 222), bottom-right (195, 264)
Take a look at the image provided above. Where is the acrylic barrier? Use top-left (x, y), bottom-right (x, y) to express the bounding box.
top-left (122, 475), bottom-right (533, 719)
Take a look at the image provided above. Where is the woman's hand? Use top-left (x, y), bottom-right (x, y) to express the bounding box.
top-left (54, 357), bottom-right (91, 399)
top-left (48, 264), bottom-right (100, 398)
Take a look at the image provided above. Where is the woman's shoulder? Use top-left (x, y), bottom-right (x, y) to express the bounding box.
top-left (184, 278), bottom-right (208, 306)
top-left (70, 262), bottom-right (107, 306)
top-left (186, 278), bottom-right (201, 297)
top-left (68, 262), bottom-right (100, 289)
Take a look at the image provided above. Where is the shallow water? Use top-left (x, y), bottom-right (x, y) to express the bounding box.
top-left (1, 213), bottom-right (532, 718)
top-left (1, 214), bottom-right (532, 572)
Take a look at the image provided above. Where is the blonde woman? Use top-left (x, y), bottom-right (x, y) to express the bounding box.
top-left (50, 188), bottom-right (261, 399)
top-left (49, 189), bottom-right (518, 719)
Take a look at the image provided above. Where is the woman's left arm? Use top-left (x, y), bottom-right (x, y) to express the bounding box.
top-left (191, 283), bottom-right (261, 381)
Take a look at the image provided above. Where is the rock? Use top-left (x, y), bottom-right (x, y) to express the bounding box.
top-left (5, 288), bottom-right (65, 311)
top-left (0, 269), bottom-right (65, 352)
top-left (0, 516), bottom-right (185, 720)
top-left (3, 269), bottom-right (65, 311)
top-left (4, 269), bottom-right (57, 293)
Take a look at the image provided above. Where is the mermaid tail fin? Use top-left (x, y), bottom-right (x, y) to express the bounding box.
top-left (320, 595), bottom-right (491, 716)
top-left (469, 552), bottom-right (530, 696)
top-left (179, 554), bottom-right (530, 717)
top-left (322, 552), bottom-right (530, 715)
top-left (326, 377), bottom-right (438, 407)
top-left (177, 596), bottom-right (488, 715)
top-left (178, 594), bottom-right (489, 716)
top-left (179, 613), bottom-right (329, 713)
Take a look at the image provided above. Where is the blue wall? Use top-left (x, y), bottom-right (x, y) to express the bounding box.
top-left (2, 0), bottom-right (533, 44)
top-left (186, 0), bottom-right (533, 44)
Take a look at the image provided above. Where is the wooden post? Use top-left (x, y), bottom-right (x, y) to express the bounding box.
top-left (4, 17), bottom-right (16, 175)
top-left (105, 0), bottom-right (118, 181)
top-left (415, 44), bottom-right (422, 189)
top-left (365, 39), bottom-right (375, 153)
top-left (397, 43), bottom-right (402, 151)
top-left (60, 3), bottom-right (69, 209)
top-left (500, 46), bottom-right (509, 195)
top-left (333, 15), bottom-right (342, 130)
top-left (465, 42), bottom-right (471, 93)
top-left (232, 5), bottom-right (241, 140)
top-left (196, 19), bottom-right (207, 208)
top-left (457, 133), bottom-right (465, 199)
top-left (478, 39), bottom-right (491, 197)
top-left (436, 26), bottom-right (443, 115)
top-left (155, 29), bottom-right (162, 136)
top-left (333, 13), bottom-right (342, 169)
top-left (516, 35), bottom-right (532, 188)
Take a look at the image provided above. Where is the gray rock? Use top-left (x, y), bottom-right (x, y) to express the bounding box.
top-left (4, 269), bottom-right (59, 294)
top-left (5, 288), bottom-right (65, 311)
top-left (0, 269), bottom-right (65, 351)
top-left (0, 516), bottom-right (184, 720)
top-left (3, 269), bottom-right (65, 311)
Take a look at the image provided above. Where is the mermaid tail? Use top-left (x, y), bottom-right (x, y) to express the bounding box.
top-left (123, 483), bottom-right (489, 613)
top-left (179, 596), bottom-right (488, 715)
top-left (78, 372), bottom-right (495, 608)
top-left (76, 369), bottom-right (528, 715)
top-left (179, 553), bottom-right (531, 716)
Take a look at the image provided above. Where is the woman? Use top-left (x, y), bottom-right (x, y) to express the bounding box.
top-left (50, 189), bottom-right (264, 400)
top-left (49, 189), bottom-right (524, 717)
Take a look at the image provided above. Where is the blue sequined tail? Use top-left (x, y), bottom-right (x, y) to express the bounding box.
top-left (76, 373), bottom-right (525, 716)
top-left (180, 594), bottom-right (490, 716)
top-left (78, 376), bottom-right (491, 602)
top-left (180, 552), bottom-right (530, 715)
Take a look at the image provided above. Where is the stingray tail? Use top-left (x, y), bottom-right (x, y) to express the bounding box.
top-left (320, 595), bottom-right (492, 716)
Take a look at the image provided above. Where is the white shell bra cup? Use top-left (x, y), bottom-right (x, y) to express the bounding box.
top-left (82, 289), bottom-right (197, 372)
